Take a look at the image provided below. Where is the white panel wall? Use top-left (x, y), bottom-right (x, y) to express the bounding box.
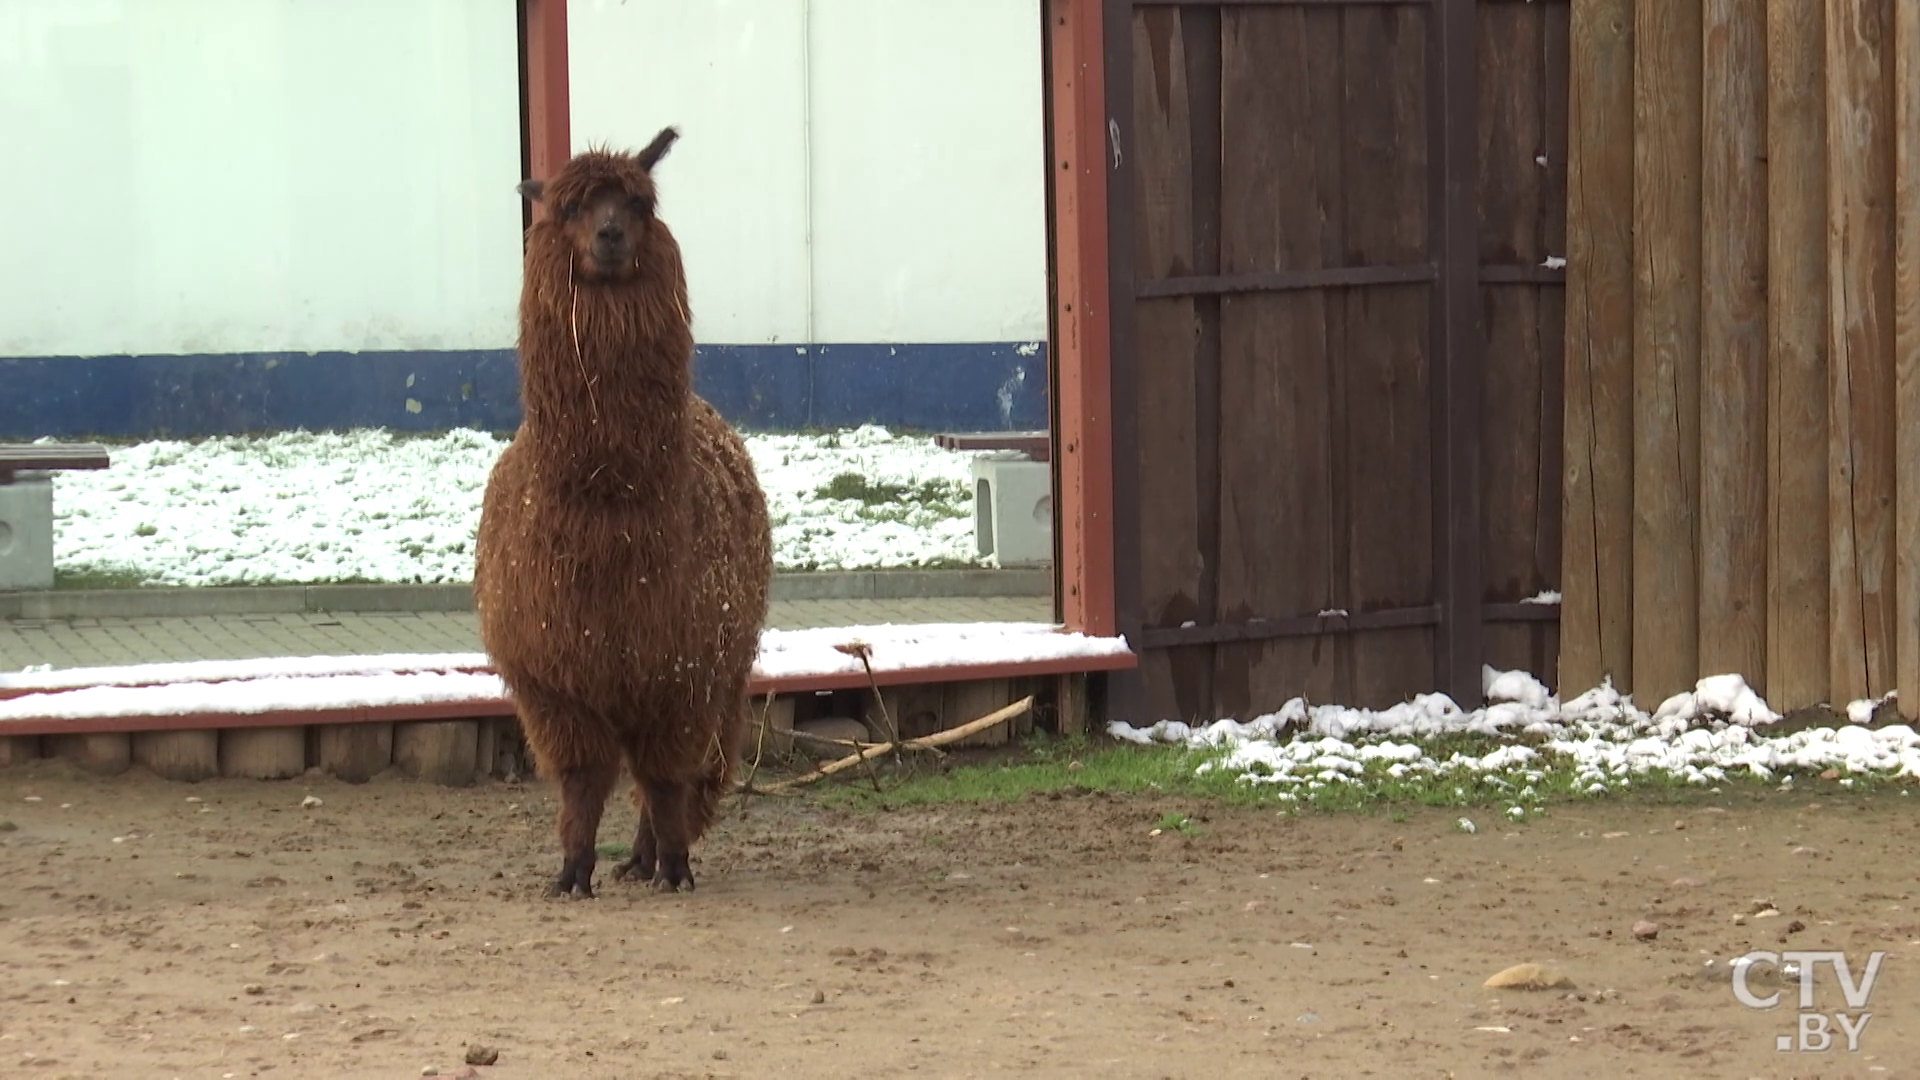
top-left (566, 0), bottom-right (812, 345)
top-left (567, 0), bottom-right (1049, 347)
top-left (805, 0), bottom-right (1048, 343)
top-left (0, 0), bottom-right (524, 358)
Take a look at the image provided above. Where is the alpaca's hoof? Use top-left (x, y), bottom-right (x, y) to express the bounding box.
top-left (548, 858), bottom-right (597, 898)
top-left (611, 855), bottom-right (655, 883)
top-left (651, 853), bottom-right (695, 893)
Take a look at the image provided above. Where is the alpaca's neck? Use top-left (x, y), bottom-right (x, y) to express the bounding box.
top-left (517, 271), bottom-right (695, 500)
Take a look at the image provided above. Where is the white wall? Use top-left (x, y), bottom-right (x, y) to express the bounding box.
top-left (0, 0), bottom-right (524, 358)
top-left (566, 0), bottom-right (812, 345)
top-left (567, 0), bottom-right (1050, 347)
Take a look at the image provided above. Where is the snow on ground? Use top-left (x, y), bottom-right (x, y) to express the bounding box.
top-left (1110, 667), bottom-right (1920, 800)
top-left (45, 426), bottom-right (994, 587)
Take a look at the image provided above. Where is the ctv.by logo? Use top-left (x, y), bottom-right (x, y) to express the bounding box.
top-left (1731, 950), bottom-right (1887, 1053)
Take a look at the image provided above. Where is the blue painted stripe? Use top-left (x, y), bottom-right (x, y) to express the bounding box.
top-left (0, 343), bottom-right (1050, 439)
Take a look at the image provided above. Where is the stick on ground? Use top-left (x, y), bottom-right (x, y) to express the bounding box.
top-left (761, 696), bottom-right (1035, 793)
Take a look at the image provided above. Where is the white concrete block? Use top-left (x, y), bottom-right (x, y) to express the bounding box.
top-left (0, 473), bottom-right (54, 591)
top-left (971, 456), bottom-right (1053, 568)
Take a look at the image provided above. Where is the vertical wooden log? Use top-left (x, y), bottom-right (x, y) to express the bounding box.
top-left (1055, 672), bottom-right (1090, 736)
top-left (48, 733), bottom-right (130, 776)
top-left (132, 731), bottom-right (220, 783)
top-left (1699, 0), bottom-right (1769, 690)
top-left (393, 721), bottom-right (479, 787)
top-left (1826, 0), bottom-right (1899, 705)
top-left (1130, 9), bottom-right (1207, 725)
top-left (315, 723), bottom-right (393, 784)
top-left (1631, 0), bottom-right (1704, 704)
top-left (475, 718), bottom-right (498, 780)
top-left (1767, 0), bottom-right (1833, 714)
top-left (1561, 0), bottom-right (1636, 695)
top-left (220, 727), bottom-right (308, 780)
top-left (748, 694), bottom-right (796, 757)
top-left (0, 736), bottom-right (40, 768)
top-left (1894, 0), bottom-right (1920, 719)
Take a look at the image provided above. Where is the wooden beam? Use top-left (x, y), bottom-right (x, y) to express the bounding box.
top-left (1630, 0), bottom-right (1703, 705)
top-left (1895, 0), bottom-right (1920, 719)
top-left (1826, 0), bottom-right (1899, 705)
top-left (1766, 0), bottom-right (1832, 713)
top-left (1698, 0), bottom-right (1769, 691)
top-left (1559, 0), bottom-right (1635, 696)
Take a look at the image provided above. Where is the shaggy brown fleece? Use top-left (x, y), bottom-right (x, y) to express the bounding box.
top-left (473, 129), bottom-right (773, 897)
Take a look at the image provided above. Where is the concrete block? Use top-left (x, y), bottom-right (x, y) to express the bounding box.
top-left (0, 473), bottom-right (54, 591)
top-left (971, 457), bottom-right (1053, 568)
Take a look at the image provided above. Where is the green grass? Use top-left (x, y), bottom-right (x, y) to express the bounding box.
top-left (52, 567), bottom-right (155, 591)
top-left (801, 729), bottom-right (1918, 818)
top-left (814, 471), bottom-right (969, 511)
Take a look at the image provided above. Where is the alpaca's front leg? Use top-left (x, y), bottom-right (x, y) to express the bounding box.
top-left (551, 760), bottom-right (619, 898)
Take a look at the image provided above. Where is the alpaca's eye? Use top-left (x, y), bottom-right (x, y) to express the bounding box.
top-left (629, 197), bottom-right (653, 217)
top-left (559, 202), bottom-right (581, 221)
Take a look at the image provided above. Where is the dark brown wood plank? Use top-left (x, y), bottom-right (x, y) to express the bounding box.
top-left (1558, 0), bottom-right (1634, 697)
top-left (1482, 267), bottom-right (1559, 282)
top-left (1135, 605), bottom-right (1440, 649)
top-left (1896, 0), bottom-right (1920, 719)
top-left (1184, 4), bottom-right (1225, 719)
top-left (1535, 0), bottom-right (1569, 695)
top-left (1430, 0), bottom-right (1484, 706)
top-left (1137, 0), bottom-right (1433, 6)
top-left (1130, 6), bottom-right (1207, 723)
top-left (1214, 4), bottom-right (1350, 715)
top-left (1698, 0), bottom-right (1769, 691)
top-left (1136, 262), bottom-right (1434, 297)
top-left (1765, 0), bottom-right (1830, 712)
top-left (1826, 0), bottom-right (1899, 704)
top-left (1102, 0), bottom-right (1152, 723)
top-left (1475, 0), bottom-right (1546, 608)
top-left (1630, 0), bottom-right (1703, 705)
top-left (1342, 2), bottom-right (1434, 709)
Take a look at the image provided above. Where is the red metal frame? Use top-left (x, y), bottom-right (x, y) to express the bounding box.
top-left (522, 0), bottom-right (570, 222)
top-left (1048, 0), bottom-right (1118, 639)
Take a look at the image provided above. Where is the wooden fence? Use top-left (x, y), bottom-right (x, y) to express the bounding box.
top-left (1560, 0), bottom-right (1920, 715)
top-left (1098, 0), bottom-right (1569, 724)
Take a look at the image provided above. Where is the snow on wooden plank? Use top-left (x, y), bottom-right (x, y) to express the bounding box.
top-left (0, 622), bottom-right (1136, 734)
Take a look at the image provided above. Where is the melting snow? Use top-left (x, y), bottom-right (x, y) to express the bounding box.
top-left (1110, 667), bottom-right (1920, 790)
top-left (45, 426), bottom-right (995, 586)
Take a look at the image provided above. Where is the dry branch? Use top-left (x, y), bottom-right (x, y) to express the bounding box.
top-left (760, 695), bottom-right (1035, 793)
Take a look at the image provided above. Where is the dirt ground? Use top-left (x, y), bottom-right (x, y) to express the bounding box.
top-left (0, 757), bottom-right (1915, 1080)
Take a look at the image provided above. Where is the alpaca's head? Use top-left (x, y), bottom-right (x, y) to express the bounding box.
top-left (518, 127), bottom-right (680, 283)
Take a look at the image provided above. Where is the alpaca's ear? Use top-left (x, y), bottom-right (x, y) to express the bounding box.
top-left (517, 178), bottom-right (546, 204)
top-left (637, 126), bottom-right (680, 171)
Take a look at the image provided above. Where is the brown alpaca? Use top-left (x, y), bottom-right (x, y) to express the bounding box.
top-left (473, 128), bottom-right (773, 897)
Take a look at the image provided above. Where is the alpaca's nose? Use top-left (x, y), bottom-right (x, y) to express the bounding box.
top-left (596, 221), bottom-right (625, 244)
